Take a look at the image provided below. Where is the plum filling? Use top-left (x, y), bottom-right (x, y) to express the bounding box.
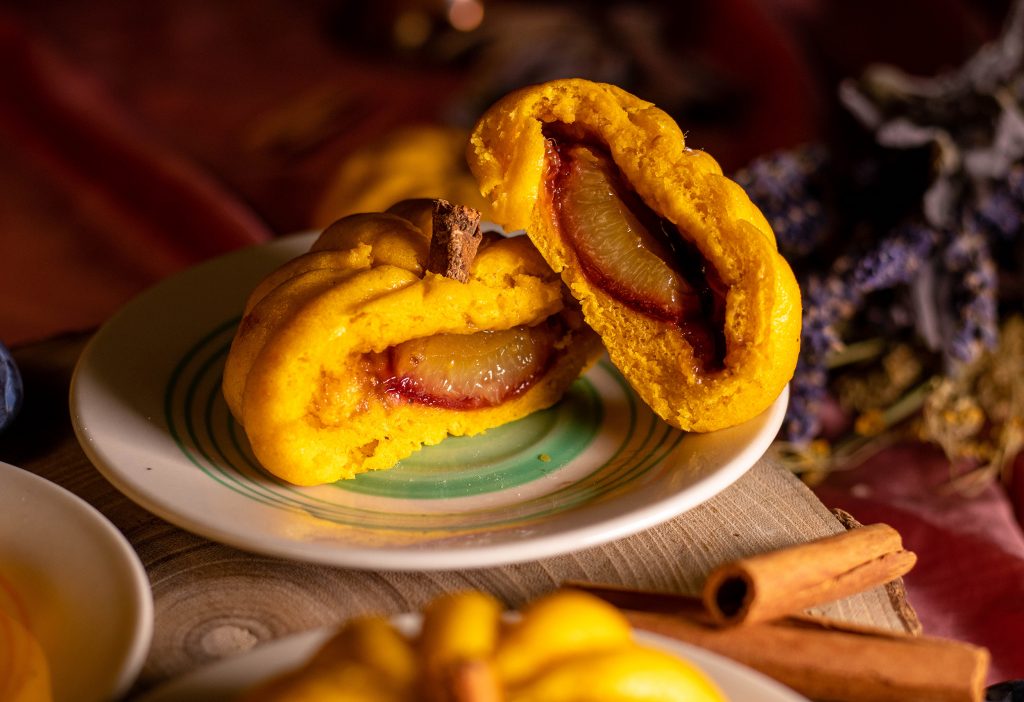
top-left (378, 321), bottom-right (562, 409)
top-left (546, 139), bottom-right (727, 370)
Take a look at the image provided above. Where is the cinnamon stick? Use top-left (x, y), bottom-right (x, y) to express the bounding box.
top-left (428, 199), bottom-right (482, 283)
top-left (703, 523), bottom-right (917, 626)
top-left (566, 584), bottom-right (988, 702)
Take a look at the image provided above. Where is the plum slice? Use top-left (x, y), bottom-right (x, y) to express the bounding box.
top-left (549, 142), bottom-right (726, 367)
top-left (556, 145), bottom-right (697, 319)
top-left (383, 323), bottom-right (560, 409)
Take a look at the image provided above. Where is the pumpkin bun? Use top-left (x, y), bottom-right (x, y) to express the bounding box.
top-left (239, 589), bottom-right (726, 702)
top-left (223, 199), bottom-right (601, 486)
top-left (468, 79), bottom-right (801, 432)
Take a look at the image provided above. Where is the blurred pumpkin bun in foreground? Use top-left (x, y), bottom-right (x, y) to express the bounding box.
top-left (0, 576), bottom-right (52, 702)
top-left (238, 589), bottom-right (727, 702)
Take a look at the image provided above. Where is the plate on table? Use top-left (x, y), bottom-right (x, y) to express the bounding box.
top-left (70, 232), bottom-right (786, 570)
top-left (0, 461), bottom-right (152, 702)
top-left (138, 615), bottom-right (809, 702)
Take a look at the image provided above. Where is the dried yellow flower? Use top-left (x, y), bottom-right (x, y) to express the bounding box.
top-left (920, 315), bottom-right (1024, 488)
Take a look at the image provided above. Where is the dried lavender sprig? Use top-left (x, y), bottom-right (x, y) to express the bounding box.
top-left (839, 1), bottom-right (1024, 231)
top-left (973, 186), bottom-right (1021, 240)
top-left (1009, 161), bottom-right (1024, 201)
top-left (847, 222), bottom-right (938, 293)
top-left (972, 162), bottom-right (1024, 240)
top-left (785, 358), bottom-right (828, 445)
top-left (840, 0), bottom-right (1024, 131)
top-left (733, 144), bottom-right (829, 259)
top-left (800, 273), bottom-right (850, 361)
top-left (802, 222), bottom-right (937, 366)
top-left (774, 0), bottom-right (1024, 447)
top-left (943, 224), bottom-right (999, 367)
top-left (784, 222), bottom-right (939, 442)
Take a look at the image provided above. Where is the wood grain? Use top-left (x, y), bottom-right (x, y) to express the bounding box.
top-left (0, 334), bottom-right (919, 699)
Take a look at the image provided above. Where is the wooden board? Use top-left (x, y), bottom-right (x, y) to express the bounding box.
top-left (0, 334), bottom-right (919, 696)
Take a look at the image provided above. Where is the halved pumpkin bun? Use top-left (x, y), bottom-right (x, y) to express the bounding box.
top-left (223, 198), bottom-right (601, 486)
top-left (468, 79), bottom-right (801, 432)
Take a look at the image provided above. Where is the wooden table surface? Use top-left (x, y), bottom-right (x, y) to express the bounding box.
top-left (0, 333), bottom-right (920, 700)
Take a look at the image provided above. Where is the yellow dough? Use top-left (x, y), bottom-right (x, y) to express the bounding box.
top-left (311, 125), bottom-right (491, 229)
top-left (239, 590), bottom-right (727, 702)
top-left (468, 79), bottom-right (801, 432)
top-left (0, 608), bottom-right (53, 702)
top-left (222, 199), bottom-right (601, 485)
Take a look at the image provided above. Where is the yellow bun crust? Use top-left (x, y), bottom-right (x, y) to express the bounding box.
top-left (222, 200), bottom-right (601, 486)
top-left (311, 125), bottom-right (491, 229)
top-left (240, 590), bottom-right (726, 702)
top-left (0, 608), bottom-right (53, 702)
top-left (468, 78), bottom-right (801, 432)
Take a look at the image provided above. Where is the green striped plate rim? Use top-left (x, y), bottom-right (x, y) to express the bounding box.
top-left (163, 317), bottom-right (686, 532)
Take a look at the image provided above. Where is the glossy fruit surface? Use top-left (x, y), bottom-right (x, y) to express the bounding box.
top-left (387, 324), bottom-right (558, 409)
top-left (555, 144), bottom-right (695, 321)
top-left (553, 144), bottom-right (726, 366)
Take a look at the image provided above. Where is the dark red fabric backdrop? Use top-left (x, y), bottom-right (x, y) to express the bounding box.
top-left (1, 0), bottom-right (1019, 683)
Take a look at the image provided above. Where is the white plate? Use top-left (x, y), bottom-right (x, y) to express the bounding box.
top-left (0, 461), bottom-right (152, 702)
top-left (137, 615), bottom-right (809, 702)
top-left (70, 233), bottom-right (786, 570)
